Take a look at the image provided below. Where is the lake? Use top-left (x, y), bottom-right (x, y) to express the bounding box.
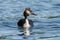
top-left (0, 0), bottom-right (60, 40)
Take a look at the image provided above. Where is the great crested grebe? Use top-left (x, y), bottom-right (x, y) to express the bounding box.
top-left (17, 8), bottom-right (36, 36)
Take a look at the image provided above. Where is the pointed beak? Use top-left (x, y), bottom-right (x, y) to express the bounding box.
top-left (31, 13), bottom-right (37, 16)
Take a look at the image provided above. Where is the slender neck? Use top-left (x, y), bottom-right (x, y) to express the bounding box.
top-left (24, 16), bottom-right (28, 19)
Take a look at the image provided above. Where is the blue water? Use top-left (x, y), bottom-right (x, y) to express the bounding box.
top-left (0, 0), bottom-right (60, 40)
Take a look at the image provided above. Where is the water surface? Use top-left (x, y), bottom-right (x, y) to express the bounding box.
top-left (0, 0), bottom-right (60, 40)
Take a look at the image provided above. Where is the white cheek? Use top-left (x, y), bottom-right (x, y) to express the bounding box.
top-left (26, 10), bottom-right (31, 14)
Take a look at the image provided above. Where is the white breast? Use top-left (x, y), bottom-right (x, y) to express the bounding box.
top-left (23, 19), bottom-right (30, 28)
top-left (23, 19), bottom-right (31, 36)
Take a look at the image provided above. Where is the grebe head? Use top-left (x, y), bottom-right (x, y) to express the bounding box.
top-left (24, 8), bottom-right (37, 19)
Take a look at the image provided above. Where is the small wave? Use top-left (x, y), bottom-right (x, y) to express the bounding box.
top-left (40, 36), bottom-right (60, 39)
top-left (0, 36), bottom-right (7, 39)
top-left (44, 15), bottom-right (60, 18)
top-left (53, 4), bottom-right (60, 6)
top-left (0, 34), bottom-right (16, 39)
